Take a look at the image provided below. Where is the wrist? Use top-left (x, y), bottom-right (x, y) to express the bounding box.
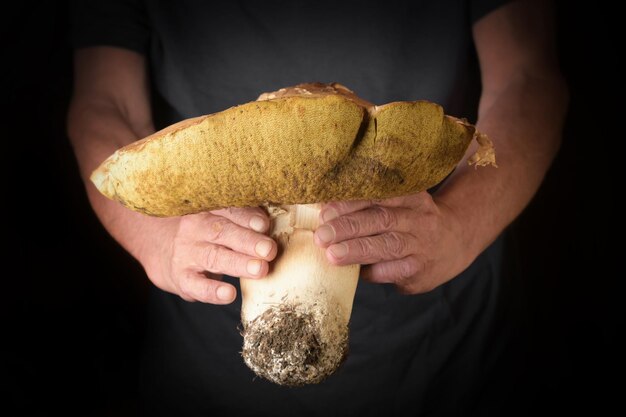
top-left (434, 195), bottom-right (483, 273)
top-left (88, 183), bottom-right (179, 283)
top-left (135, 216), bottom-right (179, 279)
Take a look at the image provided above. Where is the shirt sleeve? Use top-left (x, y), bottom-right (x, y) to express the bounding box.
top-left (69, 0), bottom-right (149, 54)
top-left (469, 0), bottom-right (513, 24)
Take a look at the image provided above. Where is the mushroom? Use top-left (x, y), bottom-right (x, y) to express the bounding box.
top-left (91, 83), bottom-right (495, 386)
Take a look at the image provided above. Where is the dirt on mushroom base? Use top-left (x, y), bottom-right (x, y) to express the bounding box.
top-left (241, 301), bottom-right (349, 386)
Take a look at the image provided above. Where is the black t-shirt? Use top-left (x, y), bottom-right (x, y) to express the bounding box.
top-left (71, 1), bottom-right (520, 416)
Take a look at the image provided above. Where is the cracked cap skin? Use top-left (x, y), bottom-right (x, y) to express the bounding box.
top-left (91, 83), bottom-right (476, 217)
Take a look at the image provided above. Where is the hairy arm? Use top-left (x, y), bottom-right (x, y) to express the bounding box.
top-left (68, 47), bottom-right (173, 266)
top-left (315, 0), bottom-right (568, 292)
top-left (68, 47), bottom-right (276, 303)
top-left (436, 0), bottom-right (568, 261)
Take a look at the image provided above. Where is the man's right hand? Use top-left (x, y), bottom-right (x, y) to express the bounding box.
top-left (143, 208), bottom-right (277, 304)
top-left (68, 46), bottom-right (277, 304)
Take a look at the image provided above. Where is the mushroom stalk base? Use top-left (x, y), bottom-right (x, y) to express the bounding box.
top-left (240, 204), bottom-right (360, 386)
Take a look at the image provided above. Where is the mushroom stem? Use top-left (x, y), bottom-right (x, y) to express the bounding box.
top-left (240, 203), bottom-right (360, 385)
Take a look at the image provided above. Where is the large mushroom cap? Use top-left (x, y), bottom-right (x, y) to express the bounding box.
top-left (91, 83), bottom-right (493, 217)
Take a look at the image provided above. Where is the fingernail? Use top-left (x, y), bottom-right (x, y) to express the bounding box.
top-left (217, 285), bottom-right (235, 301)
top-left (322, 208), bottom-right (339, 223)
top-left (255, 240), bottom-right (273, 257)
top-left (247, 259), bottom-right (263, 275)
top-left (316, 225), bottom-right (335, 244)
top-left (249, 216), bottom-right (266, 232)
top-left (329, 243), bottom-right (348, 259)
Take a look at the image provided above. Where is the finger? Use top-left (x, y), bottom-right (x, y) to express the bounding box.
top-left (315, 206), bottom-right (415, 246)
top-left (178, 270), bottom-right (237, 304)
top-left (198, 216), bottom-right (277, 260)
top-left (319, 200), bottom-right (376, 223)
top-left (319, 192), bottom-right (431, 224)
top-left (325, 232), bottom-right (415, 265)
top-left (360, 256), bottom-right (423, 285)
top-left (211, 206), bottom-right (270, 233)
top-left (190, 242), bottom-right (270, 279)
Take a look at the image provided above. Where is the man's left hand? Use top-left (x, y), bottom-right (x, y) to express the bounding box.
top-left (314, 192), bottom-right (475, 294)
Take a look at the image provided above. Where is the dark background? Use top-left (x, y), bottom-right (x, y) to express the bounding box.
top-left (2, 1), bottom-right (620, 415)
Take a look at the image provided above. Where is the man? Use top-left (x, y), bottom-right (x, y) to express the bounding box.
top-left (68, 0), bottom-right (567, 415)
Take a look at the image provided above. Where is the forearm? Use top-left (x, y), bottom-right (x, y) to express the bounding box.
top-left (435, 71), bottom-right (568, 260)
top-left (68, 100), bottom-right (178, 270)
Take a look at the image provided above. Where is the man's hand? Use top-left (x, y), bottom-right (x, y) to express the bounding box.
top-left (143, 207), bottom-right (277, 304)
top-left (68, 47), bottom-right (278, 305)
top-left (314, 193), bottom-right (472, 294)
